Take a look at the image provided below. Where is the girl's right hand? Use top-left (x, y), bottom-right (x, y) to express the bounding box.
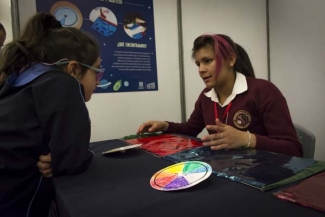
top-left (137, 121), bottom-right (169, 134)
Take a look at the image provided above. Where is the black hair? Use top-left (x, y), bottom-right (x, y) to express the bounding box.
top-left (233, 42), bottom-right (255, 78)
top-left (0, 13), bottom-right (99, 86)
top-left (0, 23), bottom-right (5, 34)
top-left (192, 34), bottom-right (255, 78)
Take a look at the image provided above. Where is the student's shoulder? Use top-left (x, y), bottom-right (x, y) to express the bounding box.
top-left (198, 87), bottom-right (212, 98)
top-left (29, 70), bottom-right (83, 101)
top-left (192, 88), bottom-right (213, 105)
top-left (201, 87), bottom-right (211, 94)
top-left (32, 70), bottom-right (80, 89)
top-left (246, 76), bottom-right (283, 97)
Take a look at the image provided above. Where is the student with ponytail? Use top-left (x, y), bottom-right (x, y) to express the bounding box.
top-left (0, 13), bottom-right (103, 216)
top-left (137, 34), bottom-right (302, 157)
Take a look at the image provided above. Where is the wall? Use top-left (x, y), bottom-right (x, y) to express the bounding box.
top-left (16, 0), bottom-right (268, 141)
top-left (0, 0), bottom-right (13, 43)
top-left (181, 0), bottom-right (268, 137)
top-left (18, 0), bottom-right (182, 141)
top-left (17, 0), bottom-right (36, 30)
top-left (269, 0), bottom-right (325, 161)
top-left (15, 0), bottom-right (321, 160)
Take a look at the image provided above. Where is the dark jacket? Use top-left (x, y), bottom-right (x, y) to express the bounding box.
top-left (0, 63), bottom-right (94, 217)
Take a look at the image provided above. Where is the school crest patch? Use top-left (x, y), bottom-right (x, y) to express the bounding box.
top-left (233, 110), bottom-right (251, 129)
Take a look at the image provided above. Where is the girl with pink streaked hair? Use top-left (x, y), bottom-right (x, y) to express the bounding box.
top-left (138, 34), bottom-right (302, 157)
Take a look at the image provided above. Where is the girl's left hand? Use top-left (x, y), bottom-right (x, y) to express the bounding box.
top-left (37, 153), bottom-right (53, 178)
top-left (201, 119), bottom-right (255, 150)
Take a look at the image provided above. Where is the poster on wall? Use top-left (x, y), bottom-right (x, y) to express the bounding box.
top-left (35, 0), bottom-right (158, 93)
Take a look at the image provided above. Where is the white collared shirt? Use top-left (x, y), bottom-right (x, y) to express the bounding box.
top-left (204, 72), bottom-right (247, 107)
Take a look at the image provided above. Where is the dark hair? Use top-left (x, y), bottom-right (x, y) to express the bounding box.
top-left (192, 34), bottom-right (255, 78)
top-left (0, 23), bottom-right (5, 34)
top-left (0, 13), bottom-right (99, 86)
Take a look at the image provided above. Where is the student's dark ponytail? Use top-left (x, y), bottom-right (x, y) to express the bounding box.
top-left (0, 12), bottom-right (99, 87)
top-left (233, 43), bottom-right (255, 78)
top-left (20, 13), bottom-right (62, 45)
top-left (0, 23), bottom-right (5, 34)
top-left (0, 13), bottom-right (62, 85)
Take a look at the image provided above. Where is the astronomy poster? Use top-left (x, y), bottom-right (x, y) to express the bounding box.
top-left (36, 0), bottom-right (158, 93)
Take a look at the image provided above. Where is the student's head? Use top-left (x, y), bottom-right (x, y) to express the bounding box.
top-left (0, 23), bottom-right (6, 49)
top-left (0, 13), bottom-right (101, 102)
top-left (192, 34), bottom-right (255, 89)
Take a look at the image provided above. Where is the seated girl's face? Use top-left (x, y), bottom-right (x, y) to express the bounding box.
top-left (79, 56), bottom-right (101, 102)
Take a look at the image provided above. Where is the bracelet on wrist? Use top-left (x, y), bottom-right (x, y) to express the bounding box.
top-left (245, 131), bottom-right (251, 148)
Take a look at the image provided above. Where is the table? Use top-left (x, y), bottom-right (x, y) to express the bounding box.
top-left (52, 139), bottom-right (323, 217)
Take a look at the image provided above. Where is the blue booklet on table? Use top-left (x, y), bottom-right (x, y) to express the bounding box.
top-left (163, 146), bottom-right (325, 191)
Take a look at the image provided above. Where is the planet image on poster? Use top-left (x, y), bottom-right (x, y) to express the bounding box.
top-left (124, 81), bottom-right (129, 87)
top-left (50, 1), bottom-right (83, 29)
top-left (97, 79), bottom-right (111, 89)
top-left (150, 161), bottom-right (212, 191)
top-left (89, 7), bottom-right (117, 36)
top-left (123, 12), bottom-right (147, 39)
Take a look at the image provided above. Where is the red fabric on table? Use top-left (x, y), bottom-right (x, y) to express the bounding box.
top-left (274, 172), bottom-right (325, 213)
top-left (125, 134), bottom-right (203, 157)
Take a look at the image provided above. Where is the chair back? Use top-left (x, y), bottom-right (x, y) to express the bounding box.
top-left (294, 123), bottom-right (316, 159)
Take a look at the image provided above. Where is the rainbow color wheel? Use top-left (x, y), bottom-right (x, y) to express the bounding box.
top-left (150, 161), bottom-right (212, 191)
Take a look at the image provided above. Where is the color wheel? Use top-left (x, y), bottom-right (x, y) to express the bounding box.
top-left (150, 161), bottom-right (212, 191)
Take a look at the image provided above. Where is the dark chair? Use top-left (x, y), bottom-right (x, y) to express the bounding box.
top-left (294, 123), bottom-right (316, 159)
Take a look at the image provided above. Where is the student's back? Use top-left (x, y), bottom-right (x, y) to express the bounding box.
top-left (0, 13), bottom-right (101, 216)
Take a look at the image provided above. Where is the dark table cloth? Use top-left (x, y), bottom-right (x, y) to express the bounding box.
top-left (53, 140), bottom-right (323, 217)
